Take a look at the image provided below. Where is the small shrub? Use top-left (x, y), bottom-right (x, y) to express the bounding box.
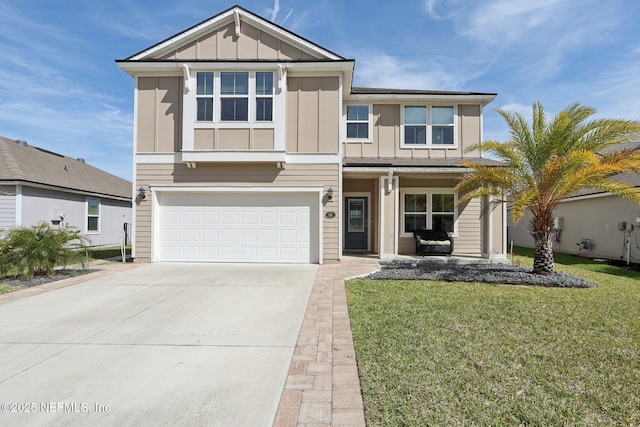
top-left (0, 222), bottom-right (89, 280)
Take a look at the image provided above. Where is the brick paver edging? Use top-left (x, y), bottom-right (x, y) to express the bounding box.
top-left (273, 260), bottom-right (380, 427)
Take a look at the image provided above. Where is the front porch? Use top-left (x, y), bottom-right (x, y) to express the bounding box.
top-left (341, 167), bottom-right (507, 261)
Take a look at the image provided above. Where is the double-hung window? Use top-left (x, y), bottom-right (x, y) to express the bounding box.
top-left (87, 199), bottom-right (100, 233)
top-left (255, 71), bottom-right (273, 121)
top-left (404, 106), bottom-right (427, 145)
top-left (196, 72), bottom-right (214, 121)
top-left (402, 106), bottom-right (455, 146)
top-left (432, 106), bottom-right (454, 145)
top-left (402, 191), bottom-right (456, 235)
top-left (220, 72), bottom-right (249, 121)
top-left (346, 105), bottom-right (370, 139)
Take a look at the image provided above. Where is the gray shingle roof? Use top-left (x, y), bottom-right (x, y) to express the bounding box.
top-left (0, 136), bottom-right (131, 200)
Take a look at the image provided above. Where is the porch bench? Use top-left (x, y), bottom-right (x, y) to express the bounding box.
top-left (413, 229), bottom-right (453, 256)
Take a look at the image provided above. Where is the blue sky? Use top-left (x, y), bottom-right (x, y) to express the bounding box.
top-left (1, 0), bottom-right (640, 180)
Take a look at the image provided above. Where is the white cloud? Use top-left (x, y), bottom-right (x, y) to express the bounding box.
top-left (269, 0), bottom-right (280, 21)
top-left (352, 50), bottom-right (466, 90)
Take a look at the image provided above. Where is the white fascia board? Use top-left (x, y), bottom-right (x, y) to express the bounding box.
top-left (344, 93), bottom-right (497, 105)
top-left (150, 185), bottom-right (324, 194)
top-left (343, 167), bottom-right (472, 174)
top-left (181, 151), bottom-right (286, 163)
top-left (127, 7), bottom-right (343, 62)
top-left (4, 181), bottom-right (131, 202)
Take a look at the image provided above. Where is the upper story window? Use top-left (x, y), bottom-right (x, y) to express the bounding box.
top-left (255, 72), bottom-right (273, 121)
top-left (195, 71), bottom-right (274, 123)
top-left (196, 72), bottom-right (214, 121)
top-left (87, 199), bottom-right (100, 234)
top-left (346, 105), bottom-right (370, 140)
top-left (402, 106), bottom-right (456, 147)
top-left (220, 72), bottom-right (249, 121)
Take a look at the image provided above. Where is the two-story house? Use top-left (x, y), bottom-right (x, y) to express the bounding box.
top-left (117, 5), bottom-right (506, 264)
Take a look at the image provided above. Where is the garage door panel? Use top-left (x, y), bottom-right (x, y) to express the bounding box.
top-left (202, 211), bottom-right (219, 225)
top-left (158, 192), bottom-right (317, 263)
top-left (221, 212), bottom-right (238, 225)
top-left (202, 228), bottom-right (219, 243)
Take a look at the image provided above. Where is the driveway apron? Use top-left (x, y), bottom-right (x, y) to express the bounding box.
top-left (0, 263), bottom-right (318, 426)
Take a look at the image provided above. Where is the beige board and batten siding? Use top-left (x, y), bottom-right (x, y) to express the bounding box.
top-left (193, 129), bottom-right (275, 151)
top-left (286, 77), bottom-right (340, 154)
top-left (135, 163), bottom-right (339, 263)
top-left (158, 21), bottom-right (321, 61)
top-left (343, 104), bottom-right (483, 159)
top-left (136, 77), bottom-right (183, 153)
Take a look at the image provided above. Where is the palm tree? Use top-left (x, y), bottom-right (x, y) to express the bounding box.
top-left (456, 101), bottom-right (640, 274)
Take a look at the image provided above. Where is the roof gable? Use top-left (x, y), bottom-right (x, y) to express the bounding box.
top-left (126, 5), bottom-right (344, 62)
top-left (0, 137), bottom-right (131, 200)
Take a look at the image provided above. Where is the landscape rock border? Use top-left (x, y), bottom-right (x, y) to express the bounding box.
top-left (368, 262), bottom-right (597, 288)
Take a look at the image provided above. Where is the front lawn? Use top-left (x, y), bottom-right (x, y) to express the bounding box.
top-left (347, 249), bottom-right (640, 426)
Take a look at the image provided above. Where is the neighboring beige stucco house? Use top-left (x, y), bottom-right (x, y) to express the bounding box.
top-left (117, 5), bottom-right (506, 264)
top-left (0, 136), bottom-right (132, 247)
top-left (508, 170), bottom-right (640, 263)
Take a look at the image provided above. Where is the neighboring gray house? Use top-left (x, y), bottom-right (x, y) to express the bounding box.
top-left (0, 136), bottom-right (132, 247)
top-left (508, 167), bottom-right (640, 264)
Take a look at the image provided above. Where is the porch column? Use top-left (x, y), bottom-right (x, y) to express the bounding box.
top-left (378, 174), bottom-right (399, 258)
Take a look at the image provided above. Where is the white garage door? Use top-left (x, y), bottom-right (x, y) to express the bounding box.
top-left (157, 192), bottom-right (318, 263)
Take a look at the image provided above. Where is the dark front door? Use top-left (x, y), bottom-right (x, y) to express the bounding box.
top-left (345, 197), bottom-right (368, 250)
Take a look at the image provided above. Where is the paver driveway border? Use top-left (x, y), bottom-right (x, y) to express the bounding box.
top-left (273, 258), bottom-right (380, 427)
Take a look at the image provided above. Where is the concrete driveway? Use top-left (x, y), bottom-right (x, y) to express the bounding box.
top-left (0, 263), bottom-right (318, 426)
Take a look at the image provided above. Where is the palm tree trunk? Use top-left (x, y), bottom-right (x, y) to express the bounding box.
top-left (529, 207), bottom-right (555, 274)
top-left (533, 238), bottom-right (554, 274)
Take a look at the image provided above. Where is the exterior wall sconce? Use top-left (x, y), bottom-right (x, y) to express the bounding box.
top-left (327, 187), bottom-right (334, 200)
top-left (138, 186), bottom-right (146, 200)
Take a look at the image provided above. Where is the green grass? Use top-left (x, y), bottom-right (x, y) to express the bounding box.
top-left (347, 248), bottom-right (640, 426)
top-left (84, 246), bottom-right (131, 260)
top-left (0, 283), bottom-right (26, 295)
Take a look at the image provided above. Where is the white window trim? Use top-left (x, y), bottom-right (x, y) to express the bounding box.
top-left (183, 68), bottom-right (283, 153)
top-left (400, 105), bottom-right (458, 148)
top-left (192, 70), bottom-right (275, 125)
top-left (399, 188), bottom-right (458, 237)
top-left (86, 198), bottom-right (101, 235)
top-left (344, 104), bottom-right (373, 142)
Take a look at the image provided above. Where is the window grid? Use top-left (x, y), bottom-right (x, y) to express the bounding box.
top-left (402, 192), bottom-right (455, 234)
top-left (402, 106), bottom-right (455, 146)
top-left (346, 105), bottom-right (370, 139)
top-left (87, 199), bottom-right (100, 233)
top-left (195, 71), bottom-right (275, 123)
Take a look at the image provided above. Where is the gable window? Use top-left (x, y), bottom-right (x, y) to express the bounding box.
top-left (402, 106), bottom-right (456, 146)
top-left (87, 199), bottom-right (100, 233)
top-left (402, 191), bottom-right (456, 235)
top-left (220, 72), bottom-right (249, 121)
top-left (196, 72), bottom-right (214, 121)
top-left (346, 105), bottom-right (370, 139)
top-left (255, 71), bottom-right (273, 121)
